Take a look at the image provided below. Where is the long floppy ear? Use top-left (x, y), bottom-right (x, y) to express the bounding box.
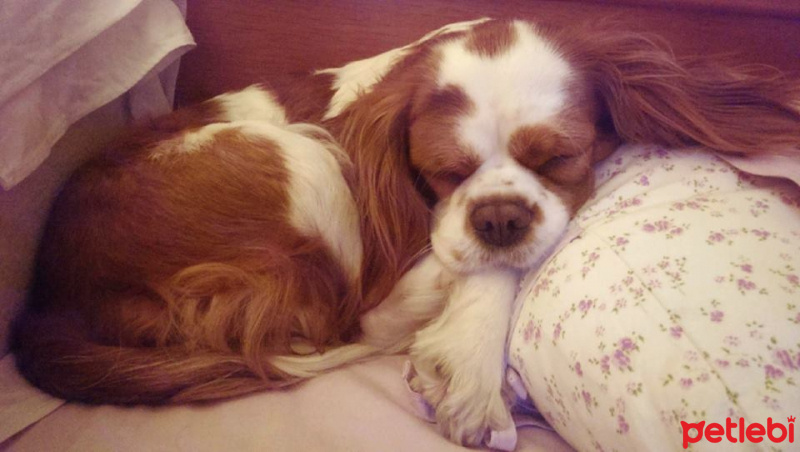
top-left (582, 31), bottom-right (800, 157)
top-left (331, 63), bottom-right (433, 308)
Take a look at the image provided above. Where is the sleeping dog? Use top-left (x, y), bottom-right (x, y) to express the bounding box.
top-left (13, 18), bottom-right (800, 446)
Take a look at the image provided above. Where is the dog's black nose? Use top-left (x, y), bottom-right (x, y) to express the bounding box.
top-left (469, 200), bottom-right (535, 247)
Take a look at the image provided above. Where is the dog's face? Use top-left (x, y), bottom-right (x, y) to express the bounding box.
top-left (334, 18), bottom-right (799, 280)
top-left (406, 21), bottom-right (608, 272)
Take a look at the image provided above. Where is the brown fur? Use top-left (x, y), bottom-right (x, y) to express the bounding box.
top-left (551, 24), bottom-right (800, 157)
top-left (15, 105), bottom-right (357, 403)
top-left (329, 47), bottom-right (440, 310)
top-left (409, 84), bottom-right (481, 198)
top-left (464, 20), bottom-right (518, 58)
top-left (274, 71), bottom-right (337, 124)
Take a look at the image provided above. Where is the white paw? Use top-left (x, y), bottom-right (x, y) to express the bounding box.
top-left (405, 268), bottom-right (520, 446)
top-left (409, 349), bottom-right (513, 446)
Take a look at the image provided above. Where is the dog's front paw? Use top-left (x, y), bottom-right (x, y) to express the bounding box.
top-left (406, 268), bottom-right (520, 446)
top-left (409, 352), bottom-right (513, 447)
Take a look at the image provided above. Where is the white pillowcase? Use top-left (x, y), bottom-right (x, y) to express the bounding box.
top-left (509, 144), bottom-right (800, 451)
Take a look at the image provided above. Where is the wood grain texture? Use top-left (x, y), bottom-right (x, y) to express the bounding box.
top-left (175, 0), bottom-right (800, 107)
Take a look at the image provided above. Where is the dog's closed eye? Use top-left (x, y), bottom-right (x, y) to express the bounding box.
top-left (538, 154), bottom-right (575, 172)
top-left (423, 162), bottom-right (479, 198)
top-left (536, 153), bottom-right (590, 185)
top-left (436, 169), bottom-right (471, 186)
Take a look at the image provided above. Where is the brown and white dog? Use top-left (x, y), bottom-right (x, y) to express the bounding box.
top-left (13, 18), bottom-right (800, 446)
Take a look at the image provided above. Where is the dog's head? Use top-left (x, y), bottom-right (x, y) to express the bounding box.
top-left (331, 19), bottom-right (800, 276)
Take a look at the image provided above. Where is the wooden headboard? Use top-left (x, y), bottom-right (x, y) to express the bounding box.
top-left (175, 0), bottom-right (800, 107)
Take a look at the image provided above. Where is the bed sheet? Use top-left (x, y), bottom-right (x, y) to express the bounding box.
top-left (3, 356), bottom-right (571, 452)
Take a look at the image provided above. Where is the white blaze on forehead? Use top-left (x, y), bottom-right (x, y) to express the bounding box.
top-left (436, 21), bottom-right (573, 161)
top-left (319, 18), bottom-right (491, 120)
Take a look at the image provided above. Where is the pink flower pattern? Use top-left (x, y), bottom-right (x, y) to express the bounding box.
top-left (508, 145), bottom-right (800, 451)
top-left (709, 310), bottom-right (724, 322)
top-left (670, 326), bottom-right (683, 338)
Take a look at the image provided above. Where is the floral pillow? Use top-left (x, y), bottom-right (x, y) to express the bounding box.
top-left (509, 144), bottom-right (800, 451)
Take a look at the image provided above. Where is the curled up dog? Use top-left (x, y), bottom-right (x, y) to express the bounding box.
top-left (12, 19), bottom-right (800, 447)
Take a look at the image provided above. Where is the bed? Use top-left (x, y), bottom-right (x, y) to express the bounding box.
top-left (1, 1), bottom-right (799, 451)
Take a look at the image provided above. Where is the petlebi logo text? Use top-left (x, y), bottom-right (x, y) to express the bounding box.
top-left (681, 416), bottom-right (795, 449)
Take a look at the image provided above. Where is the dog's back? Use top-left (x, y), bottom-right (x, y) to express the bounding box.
top-left (12, 87), bottom-right (369, 404)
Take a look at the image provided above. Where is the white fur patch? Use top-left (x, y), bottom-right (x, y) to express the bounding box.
top-left (213, 85), bottom-right (288, 124)
top-left (148, 86), bottom-right (288, 160)
top-left (360, 253), bottom-right (454, 347)
top-left (234, 121), bottom-right (364, 283)
top-left (409, 268), bottom-right (520, 445)
top-left (318, 47), bottom-right (409, 121)
top-left (148, 122), bottom-right (232, 159)
top-left (319, 18), bottom-right (490, 120)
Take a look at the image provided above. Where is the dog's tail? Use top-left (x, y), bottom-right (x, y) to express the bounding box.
top-left (12, 310), bottom-right (407, 405)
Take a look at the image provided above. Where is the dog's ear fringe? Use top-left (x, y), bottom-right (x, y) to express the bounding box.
top-left (334, 71), bottom-right (432, 309)
top-left (572, 27), bottom-right (800, 157)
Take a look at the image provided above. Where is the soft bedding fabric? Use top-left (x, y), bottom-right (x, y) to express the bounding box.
top-left (4, 356), bottom-right (571, 452)
top-left (0, 0), bottom-right (194, 189)
top-left (509, 144), bottom-right (800, 451)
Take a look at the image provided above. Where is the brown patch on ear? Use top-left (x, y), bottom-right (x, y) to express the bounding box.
top-left (464, 20), bottom-right (518, 58)
top-left (329, 49), bottom-right (438, 310)
top-left (562, 27), bottom-right (800, 158)
top-left (591, 129), bottom-right (622, 164)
